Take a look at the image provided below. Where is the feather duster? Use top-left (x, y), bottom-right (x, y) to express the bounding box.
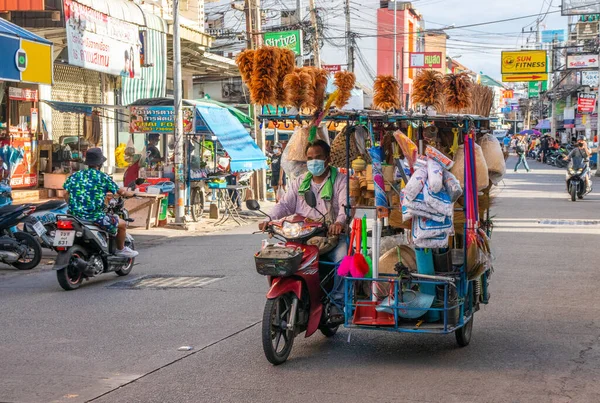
top-left (275, 48), bottom-right (296, 106)
top-left (250, 46), bottom-right (280, 105)
top-left (373, 75), bottom-right (400, 111)
top-left (412, 70), bottom-right (443, 107)
top-left (304, 67), bottom-right (329, 111)
top-left (334, 71), bottom-right (356, 109)
top-left (235, 49), bottom-right (255, 84)
top-left (283, 71), bottom-right (314, 110)
top-left (443, 72), bottom-right (473, 111)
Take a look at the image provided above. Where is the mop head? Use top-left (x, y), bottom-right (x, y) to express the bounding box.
top-left (275, 48), bottom-right (296, 106)
top-left (333, 71), bottom-right (356, 109)
top-left (443, 72), bottom-right (473, 111)
top-left (250, 47), bottom-right (280, 105)
top-left (337, 256), bottom-right (354, 277)
top-left (350, 253), bottom-right (370, 278)
top-left (235, 49), bottom-right (255, 84)
top-left (373, 75), bottom-right (400, 111)
top-left (412, 70), bottom-right (444, 108)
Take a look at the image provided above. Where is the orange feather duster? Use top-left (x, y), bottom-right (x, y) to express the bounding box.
top-left (373, 75), bottom-right (400, 111)
top-left (250, 47), bottom-right (280, 105)
top-left (443, 73), bottom-right (473, 111)
top-left (235, 49), bottom-right (255, 84)
top-left (334, 71), bottom-right (356, 109)
top-left (283, 71), bottom-right (314, 111)
top-left (275, 48), bottom-right (296, 106)
top-left (412, 70), bottom-right (444, 108)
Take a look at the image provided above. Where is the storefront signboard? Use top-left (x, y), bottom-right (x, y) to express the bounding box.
top-left (567, 54), bottom-right (599, 69)
top-left (581, 70), bottom-right (599, 87)
top-left (64, 0), bottom-right (142, 78)
top-left (577, 93), bottom-right (597, 113)
top-left (129, 106), bottom-right (194, 134)
top-left (263, 30), bottom-right (302, 55)
top-left (322, 64), bottom-right (341, 73)
top-left (409, 52), bottom-right (443, 69)
top-left (562, 0), bottom-right (600, 16)
top-left (8, 88), bottom-right (38, 102)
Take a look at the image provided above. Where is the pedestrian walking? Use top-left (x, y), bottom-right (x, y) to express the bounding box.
top-left (514, 136), bottom-right (530, 172)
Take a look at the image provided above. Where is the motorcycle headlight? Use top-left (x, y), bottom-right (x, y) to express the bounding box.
top-left (569, 168), bottom-right (576, 174)
top-left (273, 221), bottom-right (317, 239)
top-left (577, 168), bottom-right (583, 174)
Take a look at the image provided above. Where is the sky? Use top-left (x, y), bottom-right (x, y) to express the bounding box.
top-left (415, 0), bottom-right (569, 80)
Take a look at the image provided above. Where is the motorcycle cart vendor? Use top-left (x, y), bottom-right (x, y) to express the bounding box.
top-left (259, 140), bottom-right (349, 323)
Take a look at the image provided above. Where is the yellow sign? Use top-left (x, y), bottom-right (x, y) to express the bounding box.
top-left (501, 50), bottom-right (547, 74)
top-left (502, 73), bottom-right (548, 83)
top-left (20, 39), bottom-right (53, 85)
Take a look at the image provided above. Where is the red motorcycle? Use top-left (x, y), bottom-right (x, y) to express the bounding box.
top-left (247, 194), bottom-right (339, 365)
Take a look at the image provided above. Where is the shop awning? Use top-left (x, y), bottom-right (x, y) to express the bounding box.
top-left (0, 18), bottom-right (53, 85)
top-left (194, 103), bottom-right (267, 172)
top-left (195, 98), bottom-right (252, 127)
top-left (42, 100), bottom-right (127, 115)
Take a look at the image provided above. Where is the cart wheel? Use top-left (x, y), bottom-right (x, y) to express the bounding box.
top-left (191, 187), bottom-right (204, 222)
top-left (455, 315), bottom-right (473, 347)
top-left (319, 325), bottom-right (339, 338)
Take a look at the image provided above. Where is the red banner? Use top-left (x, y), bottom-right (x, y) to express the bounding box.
top-left (578, 93), bottom-right (596, 113)
top-left (409, 52), bottom-right (442, 69)
top-left (322, 64), bottom-right (341, 73)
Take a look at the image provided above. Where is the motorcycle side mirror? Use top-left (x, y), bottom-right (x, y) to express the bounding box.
top-left (304, 190), bottom-right (317, 209)
top-left (127, 178), bottom-right (145, 190)
top-left (246, 199), bottom-right (261, 211)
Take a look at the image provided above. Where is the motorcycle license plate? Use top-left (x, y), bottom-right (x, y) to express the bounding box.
top-left (53, 230), bottom-right (75, 247)
top-left (32, 221), bottom-right (47, 236)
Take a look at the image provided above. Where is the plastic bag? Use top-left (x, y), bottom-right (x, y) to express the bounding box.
top-left (478, 134), bottom-right (506, 185)
top-left (427, 159), bottom-right (444, 193)
top-left (393, 130), bottom-right (418, 170)
top-left (125, 136), bottom-right (136, 157)
top-left (403, 165), bottom-right (427, 201)
top-left (281, 144), bottom-right (307, 182)
top-left (286, 125), bottom-right (330, 162)
top-left (276, 186), bottom-right (286, 202)
top-left (443, 170), bottom-right (462, 203)
top-left (423, 183), bottom-right (454, 217)
top-left (450, 144), bottom-right (490, 191)
top-left (426, 145), bottom-right (454, 169)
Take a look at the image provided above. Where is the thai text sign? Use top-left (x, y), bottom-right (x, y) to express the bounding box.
top-left (322, 64), bottom-right (341, 73)
top-left (501, 50), bottom-right (547, 74)
top-left (567, 54), bottom-right (599, 69)
top-left (64, 0), bottom-right (141, 78)
top-left (578, 93), bottom-right (596, 113)
top-left (562, 0), bottom-right (600, 16)
top-left (409, 52), bottom-right (443, 69)
top-left (263, 30), bottom-right (302, 55)
top-left (129, 106), bottom-right (194, 134)
top-left (581, 70), bottom-right (599, 86)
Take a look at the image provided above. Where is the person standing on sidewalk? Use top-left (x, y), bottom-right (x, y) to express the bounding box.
top-left (514, 136), bottom-right (530, 172)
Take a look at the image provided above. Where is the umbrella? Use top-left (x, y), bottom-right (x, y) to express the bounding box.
top-left (535, 119), bottom-right (551, 130)
top-left (519, 129), bottom-right (542, 136)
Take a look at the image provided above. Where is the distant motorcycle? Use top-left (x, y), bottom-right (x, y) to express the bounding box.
top-left (22, 199), bottom-right (68, 250)
top-left (0, 204), bottom-right (42, 270)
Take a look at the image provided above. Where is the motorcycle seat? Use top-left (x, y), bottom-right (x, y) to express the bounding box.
top-left (35, 200), bottom-right (67, 211)
top-left (0, 204), bottom-right (28, 214)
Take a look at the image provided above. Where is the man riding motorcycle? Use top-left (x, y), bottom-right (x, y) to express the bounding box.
top-left (63, 148), bottom-right (139, 259)
top-left (565, 140), bottom-right (592, 192)
top-left (259, 139), bottom-right (348, 323)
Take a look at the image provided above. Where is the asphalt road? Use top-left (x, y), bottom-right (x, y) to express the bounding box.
top-left (2, 156), bottom-right (600, 403)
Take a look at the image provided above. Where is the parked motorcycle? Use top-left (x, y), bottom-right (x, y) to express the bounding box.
top-left (53, 196), bottom-right (136, 291)
top-left (247, 191), bottom-right (339, 365)
top-left (566, 159), bottom-right (591, 202)
top-left (0, 204), bottom-right (42, 270)
top-left (22, 199), bottom-right (68, 250)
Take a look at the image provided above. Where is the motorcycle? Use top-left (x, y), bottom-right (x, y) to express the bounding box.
top-left (53, 195), bottom-right (136, 291)
top-left (0, 204), bottom-right (43, 270)
top-left (247, 191), bottom-right (340, 365)
top-left (566, 159), bottom-right (591, 202)
top-left (22, 199), bottom-right (68, 250)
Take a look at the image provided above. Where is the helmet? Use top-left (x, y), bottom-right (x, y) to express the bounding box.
top-left (273, 142), bottom-right (282, 149)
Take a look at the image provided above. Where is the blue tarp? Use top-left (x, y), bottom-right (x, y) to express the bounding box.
top-left (42, 101), bottom-right (94, 115)
top-left (195, 104), bottom-right (267, 172)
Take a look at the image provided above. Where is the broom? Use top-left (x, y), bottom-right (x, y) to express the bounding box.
top-left (350, 218), bottom-right (369, 278)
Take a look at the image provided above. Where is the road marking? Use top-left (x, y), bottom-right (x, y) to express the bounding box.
top-left (131, 275), bottom-right (223, 289)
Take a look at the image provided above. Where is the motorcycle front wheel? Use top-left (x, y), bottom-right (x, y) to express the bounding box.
top-left (12, 232), bottom-right (42, 270)
top-left (56, 246), bottom-right (87, 291)
top-left (570, 184), bottom-right (577, 202)
top-left (262, 293), bottom-right (295, 365)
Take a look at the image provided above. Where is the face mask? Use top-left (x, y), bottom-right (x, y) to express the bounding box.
top-left (273, 148), bottom-right (281, 155)
top-left (307, 159), bottom-right (326, 176)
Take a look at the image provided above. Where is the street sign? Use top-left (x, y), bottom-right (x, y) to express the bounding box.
top-left (502, 73), bottom-right (548, 83)
top-left (567, 54), bottom-right (599, 69)
top-left (577, 93), bottom-right (597, 113)
top-left (503, 89), bottom-right (514, 99)
top-left (576, 21), bottom-right (599, 40)
top-left (322, 64), bottom-right (341, 73)
top-left (501, 107), bottom-right (511, 114)
top-left (562, 0), bottom-right (600, 16)
top-left (581, 70), bottom-right (599, 86)
top-left (501, 50), bottom-right (547, 74)
top-left (263, 30), bottom-right (302, 55)
top-left (528, 81), bottom-right (548, 98)
top-left (542, 29), bottom-right (566, 43)
top-left (409, 52), bottom-right (443, 69)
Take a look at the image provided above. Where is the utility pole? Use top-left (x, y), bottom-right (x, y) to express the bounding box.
top-left (173, 0), bottom-right (185, 223)
top-left (308, 0), bottom-right (320, 67)
top-left (345, 0), bottom-right (354, 72)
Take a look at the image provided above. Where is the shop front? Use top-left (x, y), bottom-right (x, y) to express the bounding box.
top-left (0, 18), bottom-right (53, 189)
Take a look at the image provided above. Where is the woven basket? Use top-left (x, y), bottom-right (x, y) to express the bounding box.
top-left (330, 128), bottom-right (369, 168)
